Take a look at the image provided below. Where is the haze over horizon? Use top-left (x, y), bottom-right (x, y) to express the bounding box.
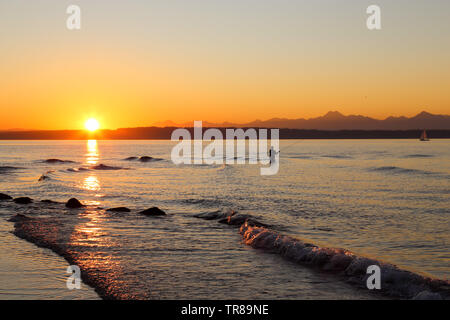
top-left (1, 0), bottom-right (450, 130)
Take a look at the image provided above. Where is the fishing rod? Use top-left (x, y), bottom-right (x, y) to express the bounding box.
top-left (277, 139), bottom-right (304, 153)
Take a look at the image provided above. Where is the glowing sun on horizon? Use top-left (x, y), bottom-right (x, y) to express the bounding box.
top-left (85, 118), bottom-right (100, 132)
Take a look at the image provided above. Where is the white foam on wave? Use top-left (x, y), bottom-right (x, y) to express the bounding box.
top-left (239, 222), bottom-right (450, 299)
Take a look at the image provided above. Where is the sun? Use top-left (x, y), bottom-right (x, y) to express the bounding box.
top-left (85, 118), bottom-right (100, 132)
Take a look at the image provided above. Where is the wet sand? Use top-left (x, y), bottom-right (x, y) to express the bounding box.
top-left (0, 218), bottom-right (99, 300)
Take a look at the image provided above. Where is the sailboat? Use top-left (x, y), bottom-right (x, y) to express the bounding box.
top-left (420, 130), bottom-right (430, 141)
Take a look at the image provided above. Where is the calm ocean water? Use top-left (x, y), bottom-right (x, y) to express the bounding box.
top-left (0, 139), bottom-right (449, 299)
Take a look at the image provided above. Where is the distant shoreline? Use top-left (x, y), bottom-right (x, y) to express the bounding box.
top-left (0, 128), bottom-right (449, 140)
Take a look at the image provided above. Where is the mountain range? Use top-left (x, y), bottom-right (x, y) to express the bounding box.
top-left (153, 111), bottom-right (450, 130)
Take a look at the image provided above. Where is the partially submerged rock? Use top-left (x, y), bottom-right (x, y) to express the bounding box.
top-left (41, 199), bottom-right (58, 204)
top-left (14, 197), bottom-right (33, 204)
top-left (44, 159), bottom-right (75, 164)
top-left (218, 214), bottom-right (268, 228)
top-left (0, 166), bottom-right (22, 172)
top-left (0, 193), bottom-right (13, 200)
top-left (8, 213), bottom-right (31, 222)
top-left (139, 156), bottom-right (153, 162)
top-left (65, 198), bottom-right (83, 208)
top-left (106, 207), bottom-right (131, 212)
top-left (140, 207), bottom-right (166, 216)
top-left (123, 156), bottom-right (162, 162)
top-left (91, 164), bottom-right (124, 170)
top-left (38, 175), bottom-right (50, 181)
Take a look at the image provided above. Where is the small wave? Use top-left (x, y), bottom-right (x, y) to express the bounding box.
top-left (312, 227), bottom-right (334, 232)
top-left (182, 198), bottom-right (228, 208)
top-left (288, 155), bottom-right (314, 159)
top-left (224, 156), bottom-right (258, 161)
top-left (322, 155), bottom-right (353, 159)
top-left (184, 199), bottom-right (206, 204)
top-left (403, 154), bottom-right (434, 159)
top-left (369, 166), bottom-right (433, 175)
top-left (239, 223), bottom-right (449, 299)
top-left (193, 210), bottom-right (229, 220)
top-left (216, 164), bottom-right (229, 171)
top-left (67, 167), bottom-right (91, 172)
top-left (194, 207), bottom-right (449, 299)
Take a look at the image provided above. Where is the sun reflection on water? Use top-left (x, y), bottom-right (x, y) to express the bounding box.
top-left (70, 210), bottom-right (113, 248)
top-left (69, 207), bottom-right (123, 297)
top-left (81, 140), bottom-right (102, 202)
top-left (83, 175), bottom-right (100, 192)
top-left (86, 140), bottom-right (99, 165)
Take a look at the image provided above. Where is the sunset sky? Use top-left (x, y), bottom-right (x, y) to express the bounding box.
top-left (1, 0), bottom-right (449, 130)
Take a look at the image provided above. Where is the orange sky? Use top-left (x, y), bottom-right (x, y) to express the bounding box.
top-left (1, 1), bottom-right (449, 130)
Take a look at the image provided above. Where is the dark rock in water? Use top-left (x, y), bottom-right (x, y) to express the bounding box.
top-left (140, 156), bottom-right (163, 162)
top-left (218, 216), bottom-right (245, 226)
top-left (0, 193), bottom-right (13, 200)
top-left (65, 198), bottom-right (83, 208)
top-left (41, 199), bottom-right (58, 204)
top-left (14, 197), bottom-right (33, 204)
top-left (245, 219), bottom-right (269, 228)
top-left (139, 156), bottom-right (153, 162)
top-left (38, 175), bottom-right (50, 181)
top-left (44, 159), bottom-right (75, 164)
top-left (140, 207), bottom-right (166, 216)
top-left (193, 210), bottom-right (227, 220)
top-left (218, 214), bottom-right (268, 228)
top-left (0, 166), bottom-right (22, 173)
top-left (91, 164), bottom-right (124, 170)
top-left (123, 156), bottom-right (162, 162)
top-left (8, 213), bottom-right (31, 222)
top-left (106, 207), bottom-right (131, 212)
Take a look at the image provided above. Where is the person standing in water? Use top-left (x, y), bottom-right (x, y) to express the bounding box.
top-left (269, 146), bottom-right (279, 164)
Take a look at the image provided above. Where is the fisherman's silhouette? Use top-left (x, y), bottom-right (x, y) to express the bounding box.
top-left (269, 146), bottom-right (279, 164)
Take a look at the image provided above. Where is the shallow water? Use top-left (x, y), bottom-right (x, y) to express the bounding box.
top-left (0, 139), bottom-right (449, 299)
top-left (0, 219), bottom-right (99, 300)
